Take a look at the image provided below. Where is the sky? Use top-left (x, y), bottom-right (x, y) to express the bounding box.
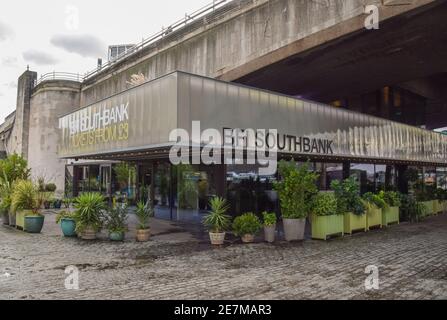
top-left (0, 0), bottom-right (211, 121)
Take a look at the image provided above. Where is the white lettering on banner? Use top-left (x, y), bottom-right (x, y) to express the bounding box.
top-left (69, 102), bottom-right (129, 135)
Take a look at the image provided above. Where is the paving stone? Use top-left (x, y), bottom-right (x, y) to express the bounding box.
top-left (1, 213), bottom-right (447, 300)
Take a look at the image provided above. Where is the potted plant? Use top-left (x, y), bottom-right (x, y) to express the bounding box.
top-left (63, 197), bottom-right (73, 209)
top-left (73, 193), bottom-right (106, 240)
top-left (362, 192), bottom-right (385, 230)
top-left (0, 154), bottom-right (30, 227)
top-left (53, 198), bottom-right (62, 209)
top-left (232, 212), bottom-right (262, 243)
top-left (311, 192), bottom-right (344, 240)
top-left (262, 211), bottom-right (277, 243)
top-left (45, 183), bottom-right (57, 193)
top-left (203, 197), bottom-right (231, 245)
top-left (56, 210), bottom-right (77, 237)
top-left (274, 161), bottom-right (318, 241)
top-left (400, 194), bottom-right (426, 223)
top-left (135, 201), bottom-right (153, 242)
top-left (0, 181), bottom-right (12, 226)
top-left (331, 177), bottom-right (367, 235)
top-left (379, 191), bottom-right (401, 226)
top-left (104, 203), bottom-right (128, 241)
top-left (11, 180), bottom-right (48, 233)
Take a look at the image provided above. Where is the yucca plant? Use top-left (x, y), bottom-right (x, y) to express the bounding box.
top-left (11, 180), bottom-right (43, 215)
top-left (73, 193), bottom-right (106, 233)
top-left (203, 197), bottom-right (231, 233)
top-left (135, 201), bottom-right (153, 230)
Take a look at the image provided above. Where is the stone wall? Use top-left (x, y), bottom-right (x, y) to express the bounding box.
top-left (28, 80), bottom-right (81, 192)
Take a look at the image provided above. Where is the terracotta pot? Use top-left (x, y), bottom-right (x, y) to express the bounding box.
top-left (241, 234), bottom-right (255, 243)
top-left (81, 226), bottom-right (97, 240)
top-left (136, 229), bottom-right (151, 242)
top-left (209, 232), bottom-right (225, 245)
top-left (283, 218), bottom-right (306, 241)
top-left (264, 224), bottom-right (276, 243)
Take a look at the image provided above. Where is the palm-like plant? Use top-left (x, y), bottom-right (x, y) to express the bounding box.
top-left (11, 180), bottom-right (42, 214)
top-left (203, 197), bottom-right (231, 233)
top-left (73, 193), bottom-right (106, 233)
top-left (135, 201), bottom-right (153, 230)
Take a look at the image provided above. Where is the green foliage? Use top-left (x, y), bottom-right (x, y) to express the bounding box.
top-left (45, 183), bottom-right (57, 192)
top-left (203, 197), bottom-right (231, 233)
top-left (274, 161), bottom-right (319, 219)
top-left (104, 203), bottom-right (128, 233)
top-left (135, 201), bottom-right (153, 230)
top-left (312, 192), bottom-right (339, 216)
top-left (435, 188), bottom-right (447, 201)
top-left (378, 191), bottom-right (401, 207)
top-left (232, 212), bottom-right (262, 236)
top-left (400, 194), bottom-right (426, 222)
top-left (331, 176), bottom-right (365, 216)
top-left (362, 192), bottom-right (386, 210)
top-left (73, 193), bottom-right (106, 233)
top-left (63, 198), bottom-right (73, 209)
top-left (113, 163), bottom-right (136, 187)
top-left (55, 210), bottom-right (76, 224)
top-left (10, 180), bottom-right (49, 215)
top-left (262, 211), bottom-right (277, 226)
top-left (0, 154), bottom-right (30, 185)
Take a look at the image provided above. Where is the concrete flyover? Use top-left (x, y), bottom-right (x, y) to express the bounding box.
top-left (80, 0), bottom-right (442, 106)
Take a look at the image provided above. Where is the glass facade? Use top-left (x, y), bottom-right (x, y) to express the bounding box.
top-left (67, 160), bottom-right (446, 224)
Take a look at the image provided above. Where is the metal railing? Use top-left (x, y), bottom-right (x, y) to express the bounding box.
top-left (34, 0), bottom-right (243, 87)
top-left (34, 72), bottom-right (83, 86)
top-left (83, 0), bottom-right (231, 80)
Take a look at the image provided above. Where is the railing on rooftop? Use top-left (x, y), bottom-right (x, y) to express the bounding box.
top-left (34, 72), bottom-right (83, 86)
top-left (34, 0), bottom-right (241, 87)
top-left (82, 0), bottom-right (231, 80)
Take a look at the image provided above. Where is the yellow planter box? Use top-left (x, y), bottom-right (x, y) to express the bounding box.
top-left (420, 201), bottom-right (434, 217)
top-left (311, 214), bottom-right (344, 240)
top-left (344, 212), bottom-right (367, 235)
top-left (15, 210), bottom-right (33, 231)
top-left (366, 208), bottom-right (382, 230)
top-left (382, 206), bottom-right (399, 226)
top-left (433, 201), bottom-right (442, 215)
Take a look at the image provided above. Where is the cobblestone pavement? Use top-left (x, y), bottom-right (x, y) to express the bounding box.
top-left (1, 212), bottom-right (447, 300)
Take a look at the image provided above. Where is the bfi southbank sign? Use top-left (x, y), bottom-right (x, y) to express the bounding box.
top-left (222, 128), bottom-right (334, 155)
top-left (169, 123), bottom-right (335, 175)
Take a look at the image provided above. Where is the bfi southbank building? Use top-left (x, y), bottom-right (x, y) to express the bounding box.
top-left (58, 72), bottom-right (447, 223)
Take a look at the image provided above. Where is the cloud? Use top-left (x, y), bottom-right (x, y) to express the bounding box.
top-left (22, 50), bottom-right (59, 66)
top-left (2, 57), bottom-right (18, 68)
top-left (4, 81), bottom-right (17, 89)
top-left (50, 34), bottom-right (105, 58)
top-left (0, 21), bottom-right (14, 41)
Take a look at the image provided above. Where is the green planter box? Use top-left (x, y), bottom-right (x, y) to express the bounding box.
top-left (433, 201), bottom-right (442, 215)
top-left (382, 206), bottom-right (399, 226)
top-left (311, 214), bottom-right (344, 240)
top-left (366, 208), bottom-right (382, 230)
top-left (421, 201), bottom-right (434, 217)
top-left (15, 210), bottom-right (33, 230)
top-left (344, 212), bottom-right (367, 235)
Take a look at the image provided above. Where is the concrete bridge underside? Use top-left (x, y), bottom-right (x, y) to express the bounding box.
top-left (80, 0), bottom-right (445, 108)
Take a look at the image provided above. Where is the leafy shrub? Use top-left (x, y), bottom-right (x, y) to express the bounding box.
top-left (104, 203), bottom-right (128, 234)
top-left (362, 192), bottom-right (386, 210)
top-left (379, 191), bottom-right (401, 207)
top-left (73, 193), bottom-right (106, 233)
top-left (273, 161), bottom-right (318, 219)
top-left (400, 194), bottom-right (426, 222)
top-left (203, 197), bottom-right (231, 233)
top-left (262, 212), bottom-right (277, 226)
top-left (45, 183), bottom-right (57, 192)
top-left (331, 176), bottom-right (365, 216)
top-left (312, 192), bottom-right (339, 216)
top-left (55, 210), bottom-right (76, 224)
top-left (232, 213), bottom-right (262, 236)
